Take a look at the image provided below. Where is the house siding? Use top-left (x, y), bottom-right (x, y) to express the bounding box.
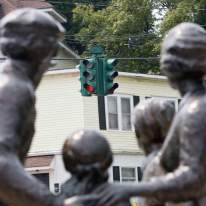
top-left (27, 71), bottom-right (181, 191)
top-left (30, 72), bottom-right (84, 153)
top-left (30, 71), bottom-right (180, 155)
top-left (82, 75), bottom-right (180, 154)
top-left (52, 48), bottom-right (78, 70)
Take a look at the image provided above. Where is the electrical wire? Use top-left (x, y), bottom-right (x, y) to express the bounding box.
top-left (64, 33), bottom-right (161, 38)
top-left (0, 57), bottom-right (160, 61)
top-left (48, 1), bottom-right (150, 9)
top-left (47, 1), bottom-right (206, 12)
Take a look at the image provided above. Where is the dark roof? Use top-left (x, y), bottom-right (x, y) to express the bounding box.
top-left (0, 0), bottom-right (53, 17)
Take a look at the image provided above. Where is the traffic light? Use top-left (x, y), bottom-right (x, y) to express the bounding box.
top-left (103, 58), bottom-right (119, 94)
top-left (79, 58), bottom-right (96, 96)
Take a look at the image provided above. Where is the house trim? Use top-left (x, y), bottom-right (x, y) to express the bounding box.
top-left (40, 8), bottom-right (67, 23)
top-left (58, 42), bottom-right (80, 59)
top-left (46, 69), bottom-right (167, 81)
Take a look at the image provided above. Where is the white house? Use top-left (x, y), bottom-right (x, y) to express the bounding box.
top-left (27, 69), bottom-right (180, 194)
top-left (0, 0), bottom-right (181, 195)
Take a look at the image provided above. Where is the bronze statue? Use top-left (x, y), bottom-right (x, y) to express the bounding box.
top-left (133, 99), bottom-right (192, 206)
top-left (133, 99), bottom-right (175, 206)
top-left (96, 22), bottom-right (206, 206)
top-left (61, 129), bottom-right (130, 206)
top-left (0, 8), bottom-right (97, 206)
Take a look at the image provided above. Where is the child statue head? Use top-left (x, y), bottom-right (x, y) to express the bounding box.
top-left (63, 129), bottom-right (113, 179)
top-left (133, 99), bottom-right (175, 155)
top-left (0, 8), bottom-right (64, 62)
top-left (160, 23), bottom-right (206, 94)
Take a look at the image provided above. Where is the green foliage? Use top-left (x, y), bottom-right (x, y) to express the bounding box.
top-left (48, 0), bottom-right (111, 55)
top-left (72, 0), bottom-right (159, 73)
top-left (48, 0), bottom-right (206, 74)
top-left (158, 0), bottom-right (206, 34)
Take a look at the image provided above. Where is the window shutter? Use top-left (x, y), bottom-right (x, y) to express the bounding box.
top-left (133, 96), bottom-right (140, 107)
top-left (113, 166), bottom-right (120, 181)
top-left (137, 167), bottom-right (143, 181)
top-left (98, 96), bottom-right (106, 130)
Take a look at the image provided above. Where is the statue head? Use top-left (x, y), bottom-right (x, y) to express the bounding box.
top-left (0, 8), bottom-right (64, 62)
top-left (63, 129), bottom-right (113, 178)
top-left (133, 99), bottom-right (175, 155)
top-left (160, 23), bottom-right (206, 90)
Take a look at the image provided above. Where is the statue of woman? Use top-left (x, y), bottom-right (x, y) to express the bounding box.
top-left (96, 23), bottom-right (206, 206)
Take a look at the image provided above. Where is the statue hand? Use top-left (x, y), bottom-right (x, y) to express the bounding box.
top-left (95, 183), bottom-right (130, 206)
top-left (64, 194), bottom-right (99, 206)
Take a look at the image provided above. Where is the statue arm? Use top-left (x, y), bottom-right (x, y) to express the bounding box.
top-left (0, 86), bottom-right (63, 206)
top-left (128, 111), bottom-right (206, 201)
top-left (97, 110), bottom-right (206, 205)
top-left (0, 152), bottom-right (64, 206)
top-left (159, 121), bottom-right (179, 172)
top-left (136, 109), bottom-right (206, 200)
top-left (97, 158), bottom-right (203, 205)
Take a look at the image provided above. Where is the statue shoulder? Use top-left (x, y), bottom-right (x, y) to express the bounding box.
top-left (184, 96), bottom-right (206, 116)
top-left (0, 73), bottom-right (35, 104)
top-left (180, 96), bottom-right (206, 128)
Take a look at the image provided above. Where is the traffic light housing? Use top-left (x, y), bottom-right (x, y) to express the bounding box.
top-left (103, 58), bottom-right (119, 94)
top-left (79, 58), bottom-right (96, 96)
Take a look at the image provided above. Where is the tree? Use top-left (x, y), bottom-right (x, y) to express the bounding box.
top-left (156, 0), bottom-right (206, 34)
top-left (47, 0), bottom-right (111, 54)
top-left (72, 0), bottom-right (159, 73)
top-left (47, 0), bottom-right (206, 74)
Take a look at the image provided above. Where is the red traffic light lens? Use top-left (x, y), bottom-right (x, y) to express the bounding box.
top-left (84, 84), bottom-right (95, 93)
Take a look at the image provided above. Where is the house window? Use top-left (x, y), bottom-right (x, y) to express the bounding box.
top-left (105, 95), bottom-right (133, 131)
top-left (121, 167), bottom-right (136, 182)
top-left (32, 173), bottom-right (50, 188)
top-left (113, 166), bottom-right (142, 183)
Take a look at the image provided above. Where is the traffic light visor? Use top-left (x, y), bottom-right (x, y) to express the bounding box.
top-left (82, 59), bottom-right (95, 69)
top-left (83, 70), bottom-right (95, 81)
top-left (108, 83), bottom-right (119, 94)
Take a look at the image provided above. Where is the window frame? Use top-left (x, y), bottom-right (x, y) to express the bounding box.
top-left (112, 166), bottom-right (139, 183)
top-left (32, 172), bottom-right (50, 187)
top-left (105, 94), bottom-right (134, 131)
top-left (26, 168), bottom-right (51, 189)
top-left (121, 167), bottom-right (137, 183)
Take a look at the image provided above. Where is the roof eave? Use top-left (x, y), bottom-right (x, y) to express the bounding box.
top-left (45, 69), bottom-right (167, 81)
top-left (40, 8), bottom-right (67, 23)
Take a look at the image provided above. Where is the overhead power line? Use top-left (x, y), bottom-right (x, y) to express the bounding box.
top-left (64, 33), bottom-right (161, 38)
top-left (48, 1), bottom-right (206, 11)
top-left (48, 1), bottom-right (150, 9)
top-left (52, 57), bottom-right (160, 60)
top-left (0, 57), bottom-right (160, 61)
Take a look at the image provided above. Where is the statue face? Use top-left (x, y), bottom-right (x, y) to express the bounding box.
top-left (167, 76), bottom-right (179, 90)
top-left (160, 23), bottom-right (206, 90)
top-left (0, 8), bottom-right (64, 62)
